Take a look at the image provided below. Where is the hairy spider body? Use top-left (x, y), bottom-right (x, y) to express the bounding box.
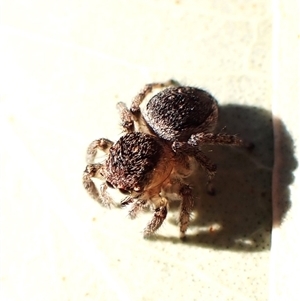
top-left (145, 86), bottom-right (218, 141)
top-left (105, 132), bottom-right (173, 194)
top-left (83, 80), bottom-right (245, 238)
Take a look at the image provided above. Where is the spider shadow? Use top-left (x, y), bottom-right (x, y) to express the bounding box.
top-left (153, 104), bottom-right (297, 251)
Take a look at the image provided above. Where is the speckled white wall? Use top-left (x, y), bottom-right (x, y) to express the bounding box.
top-left (0, 1), bottom-right (298, 301)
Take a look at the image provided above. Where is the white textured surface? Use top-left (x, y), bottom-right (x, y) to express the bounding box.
top-left (269, 0), bottom-right (300, 300)
top-left (0, 1), bottom-right (298, 301)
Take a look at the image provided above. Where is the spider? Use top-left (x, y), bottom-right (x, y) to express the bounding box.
top-left (83, 80), bottom-right (246, 238)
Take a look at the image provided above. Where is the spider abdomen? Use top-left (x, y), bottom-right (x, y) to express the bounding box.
top-left (144, 86), bottom-right (218, 141)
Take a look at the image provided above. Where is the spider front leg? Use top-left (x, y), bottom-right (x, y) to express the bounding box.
top-left (144, 196), bottom-right (168, 238)
top-left (143, 206), bottom-right (168, 238)
top-left (129, 200), bottom-right (146, 219)
top-left (123, 196), bottom-right (168, 236)
top-left (86, 138), bottom-right (113, 164)
top-left (121, 197), bottom-right (147, 218)
top-left (83, 163), bottom-right (113, 207)
top-left (178, 185), bottom-right (194, 239)
top-left (130, 79), bottom-right (179, 113)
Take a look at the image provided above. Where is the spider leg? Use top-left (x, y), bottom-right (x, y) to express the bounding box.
top-left (143, 199), bottom-right (168, 238)
top-left (127, 199), bottom-right (148, 219)
top-left (130, 79), bottom-right (179, 113)
top-left (116, 102), bottom-right (135, 132)
top-left (86, 138), bottom-right (113, 164)
top-left (193, 150), bottom-right (217, 194)
top-left (188, 132), bottom-right (245, 147)
top-left (83, 163), bottom-right (113, 207)
top-left (172, 142), bottom-right (217, 194)
top-left (178, 185), bottom-right (194, 239)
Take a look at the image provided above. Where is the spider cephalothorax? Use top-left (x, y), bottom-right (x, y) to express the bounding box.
top-left (83, 80), bottom-right (245, 238)
top-left (105, 132), bottom-right (173, 194)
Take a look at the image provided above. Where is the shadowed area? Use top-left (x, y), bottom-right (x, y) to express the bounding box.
top-left (157, 104), bottom-right (296, 251)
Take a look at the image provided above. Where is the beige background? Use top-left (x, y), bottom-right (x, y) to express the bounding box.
top-left (1, 1), bottom-right (299, 301)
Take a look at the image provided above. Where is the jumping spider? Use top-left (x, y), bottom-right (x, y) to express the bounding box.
top-left (83, 80), bottom-right (246, 238)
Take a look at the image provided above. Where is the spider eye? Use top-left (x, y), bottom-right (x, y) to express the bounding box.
top-left (119, 188), bottom-right (130, 195)
top-left (106, 181), bottom-right (114, 188)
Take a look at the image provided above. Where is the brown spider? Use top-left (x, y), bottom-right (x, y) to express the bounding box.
top-left (83, 80), bottom-right (245, 238)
